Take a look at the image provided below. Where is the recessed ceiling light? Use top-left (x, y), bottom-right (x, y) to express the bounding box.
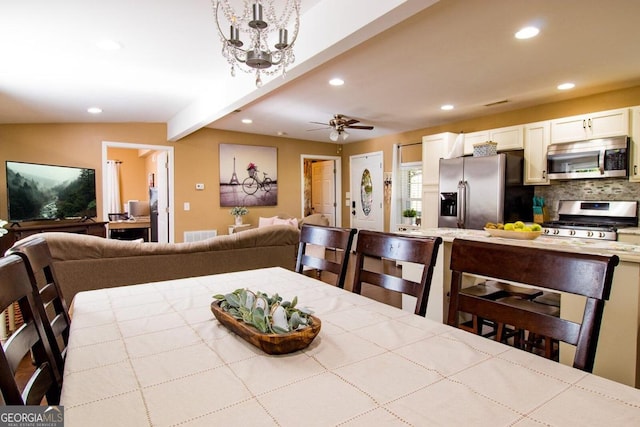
top-left (87, 107), bottom-right (102, 114)
top-left (441, 104), bottom-right (454, 111)
top-left (96, 39), bottom-right (122, 51)
top-left (515, 26), bottom-right (540, 40)
top-left (329, 78), bottom-right (344, 86)
top-left (557, 82), bottom-right (575, 90)
top-left (241, 118), bottom-right (253, 124)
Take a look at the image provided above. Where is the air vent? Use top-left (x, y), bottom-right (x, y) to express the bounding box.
top-left (484, 99), bottom-right (509, 107)
top-left (184, 230), bottom-right (217, 242)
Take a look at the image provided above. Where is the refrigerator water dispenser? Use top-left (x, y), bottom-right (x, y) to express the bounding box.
top-left (440, 192), bottom-right (457, 217)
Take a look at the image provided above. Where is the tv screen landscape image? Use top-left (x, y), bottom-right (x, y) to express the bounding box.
top-left (6, 161), bottom-right (97, 223)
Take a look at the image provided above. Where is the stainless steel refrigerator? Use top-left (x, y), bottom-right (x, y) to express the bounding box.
top-left (438, 151), bottom-right (533, 229)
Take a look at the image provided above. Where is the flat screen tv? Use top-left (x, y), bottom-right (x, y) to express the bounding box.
top-left (6, 161), bottom-right (97, 223)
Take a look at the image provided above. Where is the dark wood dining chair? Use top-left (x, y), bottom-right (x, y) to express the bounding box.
top-left (458, 280), bottom-right (543, 339)
top-left (352, 230), bottom-right (443, 316)
top-left (0, 254), bottom-right (62, 405)
top-left (447, 238), bottom-right (619, 372)
top-left (295, 224), bottom-right (357, 288)
top-left (7, 237), bottom-right (71, 382)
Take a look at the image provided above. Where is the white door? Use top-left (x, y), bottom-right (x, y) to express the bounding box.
top-left (350, 152), bottom-right (383, 232)
top-left (311, 160), bottom-right (336, 226)
top-left (155, 151), bottom-right (169, 243)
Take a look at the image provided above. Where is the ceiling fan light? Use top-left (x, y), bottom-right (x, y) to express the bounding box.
top-left (329, 130), bottom-right (339, 141)
top-left (341, 131), bottom-right (349, 141)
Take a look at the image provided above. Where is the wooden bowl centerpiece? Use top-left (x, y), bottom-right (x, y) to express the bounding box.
top-left (211, 289), bottom-right (321, 355)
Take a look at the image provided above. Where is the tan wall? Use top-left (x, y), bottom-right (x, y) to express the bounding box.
top-left (0, 123), bottom-right (337, 241)
top-left (0, 123), bottom-right (168, 223)
top-left (3, 85), bottom-right (640, 237)
top-left (173, 128), bottom-right (337, 239)
top-left (341, 85), bottom-right (640, 230)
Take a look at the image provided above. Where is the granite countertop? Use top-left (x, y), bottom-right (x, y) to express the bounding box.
top-left (401, 227), bottom-right (640, 263)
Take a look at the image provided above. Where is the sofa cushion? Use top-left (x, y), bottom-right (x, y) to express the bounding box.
top-left (299, 214), bottom-right (330, 228)
top-left (273, 217), bottom-right (298, 228)
top-left (258, 216), bottom-right (278, 227)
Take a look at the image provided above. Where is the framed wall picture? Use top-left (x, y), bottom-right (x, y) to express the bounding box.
top-left (219, 144), bottom-right (277, 207)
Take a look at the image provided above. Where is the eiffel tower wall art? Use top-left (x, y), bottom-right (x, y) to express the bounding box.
top-left (219, 143), bottom-right (278, 207)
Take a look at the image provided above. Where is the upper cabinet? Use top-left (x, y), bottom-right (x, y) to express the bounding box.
top-left (630, 106), bottom-right (640, 182)
top-left (422, 132), bottom-right (456, 186)
top-left (523, 121), bottom-right (551, 185)
top-left (463, 125), bottom-right (524, 155)
top-left (550, 108), bottom-right (629, 144)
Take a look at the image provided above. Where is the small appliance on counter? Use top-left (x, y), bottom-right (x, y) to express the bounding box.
top-left (541, 200), bottom-right (638, 240)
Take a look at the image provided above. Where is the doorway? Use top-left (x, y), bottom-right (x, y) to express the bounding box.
top-left (350, 151), bottom-right (383, 232)
top-left (300, 154), bottom-right (342, 226)
top-left (101, 141), bottom-right (175, 243)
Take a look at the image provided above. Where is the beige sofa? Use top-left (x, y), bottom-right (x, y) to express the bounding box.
top-left (16, 225), bottom-right (300, 303)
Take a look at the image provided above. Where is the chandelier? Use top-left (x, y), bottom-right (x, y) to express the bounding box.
top-left (212, 0), bottom-right (301, 87)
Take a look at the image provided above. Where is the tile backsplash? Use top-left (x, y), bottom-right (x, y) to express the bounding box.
top-left (534, 178), bottom-right (640, 221)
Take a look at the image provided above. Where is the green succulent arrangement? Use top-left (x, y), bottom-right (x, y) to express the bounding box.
top-left (230, 206), bottom-right (248, 216)
top-left (402, 208), bottom-right (417, 217)
top-left (213, 289), bottom-right (314, 334)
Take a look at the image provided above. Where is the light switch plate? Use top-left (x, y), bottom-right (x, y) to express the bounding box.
top-left (195, 183), bottom-right (205, 190)
top-left (184, 202), bottom-right (190, 211)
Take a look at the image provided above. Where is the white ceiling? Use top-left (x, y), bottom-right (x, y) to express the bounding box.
top-left (2, 0), bottom-right (640, 144)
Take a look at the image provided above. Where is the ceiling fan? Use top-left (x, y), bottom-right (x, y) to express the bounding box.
top-left (308, 114), bottom-right (374, 141)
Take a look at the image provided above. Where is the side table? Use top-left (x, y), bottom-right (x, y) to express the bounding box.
top-left (228, 223), bottom-right (252, 235)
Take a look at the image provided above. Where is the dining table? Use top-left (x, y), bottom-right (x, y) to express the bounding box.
top-left (60, 267), bottom-right (640, 426)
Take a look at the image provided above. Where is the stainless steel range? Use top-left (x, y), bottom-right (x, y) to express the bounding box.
top-left (542, 200), bottom-right (638, 241)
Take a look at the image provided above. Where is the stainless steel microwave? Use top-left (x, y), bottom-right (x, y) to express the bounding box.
top-left (546, 136), bottom-right (628, 180)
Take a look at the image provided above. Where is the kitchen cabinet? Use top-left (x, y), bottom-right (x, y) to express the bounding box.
top-left (523, 121), bottom-right (551, 185)
top-left (422, 132), bottom-right (456, 185)
top-left (462, 131), bottom-right (489, 155)
top-left (617, 232), bottom-right (640, 245)
top-left (550, 107), bottom-right (629, 144)
top-left (629, 106), bottom-right (640, 182)
top-left (421, 133), bottom-right (457, 230)
top-left (561, 260), bottom-right (640, 387)
top-left (463, 125), bottom-right (524, 155)
top-left (421, 186), bottom-right (439, 229)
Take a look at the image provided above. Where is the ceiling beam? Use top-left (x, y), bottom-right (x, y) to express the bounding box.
top-left (166, 0), bottom-right (439, 141)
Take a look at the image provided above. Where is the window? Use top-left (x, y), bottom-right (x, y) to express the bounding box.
top-left (399, 162), bottom-right (422, 218)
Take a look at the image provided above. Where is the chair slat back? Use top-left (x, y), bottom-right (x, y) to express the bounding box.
top-left (7, 237), bottom-right (70, 380)
top-left (0, 255), bottom-right (61, 405)
top-left (295, 225), bottom-right (357, 288)
top-left (447, 238), bottom-right (619, 372)
top-left (352, 231), bottom-right (442, 316)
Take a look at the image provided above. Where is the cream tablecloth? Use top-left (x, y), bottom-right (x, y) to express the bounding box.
top-left (60, 267), bottom-right (640, 426)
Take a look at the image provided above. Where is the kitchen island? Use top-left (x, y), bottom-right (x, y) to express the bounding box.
top-left (399, 227), bottom-right (640, 388)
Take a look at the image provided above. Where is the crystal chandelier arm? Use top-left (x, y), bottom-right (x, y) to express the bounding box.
top-left (212, 0), bottom-right (301, 85)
